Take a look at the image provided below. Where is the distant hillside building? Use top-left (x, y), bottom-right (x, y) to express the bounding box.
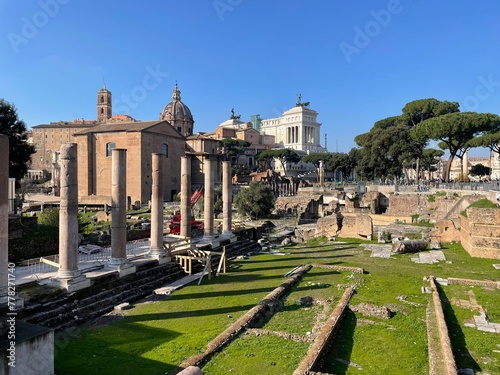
top-left (259, 97), bottom-right (327, 154)
top-left (206, 112), bottom-right (275, 169)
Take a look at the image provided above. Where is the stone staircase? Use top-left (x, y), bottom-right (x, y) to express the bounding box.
top-left (17, 238), bottom-right (262, 332)
top-left (19, 261), bottom-right (185, 331)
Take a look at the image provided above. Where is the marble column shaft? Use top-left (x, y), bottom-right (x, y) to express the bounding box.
top-left (57, 143), bottom-right (81, 279)
top-left (180, 156), bottom-right (191, 238)
top-left (222, 161), bottom-right (232, 235)
top-left (111, 149), bottom-right (127, 261)
top-left (0, 135), bottom-right (9, 295)
top-left (150, 153), bottom-right (165, 257)
top-left (203, 157), bottom-right (214, 239)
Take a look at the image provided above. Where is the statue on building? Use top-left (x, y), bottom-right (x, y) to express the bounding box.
top-left (295, 93), bottom-right (310, 107)
top-left (230, 108), bottom-right (241, 120)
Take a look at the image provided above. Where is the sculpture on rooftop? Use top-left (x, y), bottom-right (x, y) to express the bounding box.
top-left (295, 93), bottom-right (310, 107)
top-left (230, 108), bottom-right (241, 120)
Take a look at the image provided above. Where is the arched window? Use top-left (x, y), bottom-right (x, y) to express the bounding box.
top-left (101, 96), bottom-right (104, 103)
top-left (106, 142), bottom-right (115, 157)
top-left (161, 143), bottom-right (168, 157)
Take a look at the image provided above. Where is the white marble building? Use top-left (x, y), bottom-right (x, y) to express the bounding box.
top-left (260, 100), bottom-right (327, 154)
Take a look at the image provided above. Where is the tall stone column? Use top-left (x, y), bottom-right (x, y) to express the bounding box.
top-left (221, 161), bottom-right (235, 242)
top-left (180, 156), bottom-right (191, 238)
top-left (319, 160), bottom-right (325, 188)
top-left (54, 143), bottom-right (90, 291)
top-left (57, 144), bottom-right (81, 279)
top-left (203, 156), bottom-right (214, 241)
top-left (109, 149), bottom-right (134, 275)
top-left (150, 153), bottom-right (168, 261)
top-left (0, 135), bottom-right (8, 298)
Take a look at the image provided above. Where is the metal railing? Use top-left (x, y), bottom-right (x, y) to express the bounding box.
top-left (25, 239), bottom-right (152, 277)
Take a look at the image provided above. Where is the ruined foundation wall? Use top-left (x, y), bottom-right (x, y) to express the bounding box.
top-left (461, 207), bottom-right (500, 259)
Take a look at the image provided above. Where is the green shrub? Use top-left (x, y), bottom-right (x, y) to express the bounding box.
top-left (37, 208), bottom-right (60, 226)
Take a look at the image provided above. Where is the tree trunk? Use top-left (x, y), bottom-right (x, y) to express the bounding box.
top-left (445, 156), bottom-right (454, 182)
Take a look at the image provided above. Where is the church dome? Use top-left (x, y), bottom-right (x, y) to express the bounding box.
top-left (160, 83), bottom-right (194, 123)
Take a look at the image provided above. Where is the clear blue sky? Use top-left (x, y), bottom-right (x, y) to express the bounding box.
top-left (1, 0), bottom-right (499, 156)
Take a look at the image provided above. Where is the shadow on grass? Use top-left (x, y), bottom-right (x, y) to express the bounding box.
top-left (320, 307), bottom-right (357, 374)
top-left (168, 283), bottom-right (332, 301)
top-left (290, 245), bottom-right (360, 254)
top-left (436, 283), bottom-right (481, 372)
top-left (55, 323), bottom-right (181, 375)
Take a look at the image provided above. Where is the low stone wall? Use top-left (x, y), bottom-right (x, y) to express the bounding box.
top-left (430, 277), bottom-right (458, 375)
top-left (315, 214), bottom-right (372, 240)
top-left (311, 263), bottom-right (364, 274)
top-left (385, 194), bottom-right (429, 216)
top-left (369, 213), bottom-right (414, 226)
top-left (430, 219), bottom-right (461, 243)
top-left (461, 207), bottom-right (500, 259)
top-left (448, 277), bottom-right (500, 289)
top-left (79, 195), bottom-right (112, 206)
top-left (293, 287), bottom-right (355, 375)
top-left (0, 322), bottom-right (54, 375)
top-left (174, 265), bottom-right (313, 374)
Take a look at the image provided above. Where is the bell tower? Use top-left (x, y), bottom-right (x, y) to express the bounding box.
top-left (97, 85), bottom-right (112, 123)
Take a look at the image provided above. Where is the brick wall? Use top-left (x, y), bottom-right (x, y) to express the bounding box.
top-left (461, 207), bottom-right (500, 259)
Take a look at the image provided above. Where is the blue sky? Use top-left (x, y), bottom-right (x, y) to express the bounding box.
top-left (1, 0), bottom-right (500, 156)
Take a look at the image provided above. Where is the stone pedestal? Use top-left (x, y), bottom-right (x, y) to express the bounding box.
top-left (107, 261), bottom-right (137, 277)
top-left (43, 275), bottom-right (91, 293)
top-left (0, 322), bottom-right (54, 375)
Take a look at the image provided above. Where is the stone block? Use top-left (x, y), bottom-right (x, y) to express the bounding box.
top-left (115, 303), bottom-right (131, 311)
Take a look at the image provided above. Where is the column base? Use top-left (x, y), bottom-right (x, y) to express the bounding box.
top-left (197, 238), bottom-right (220, 250)
top-left (107, 259), bottom-right (137, 277)
top-left (220, 233), bottom-right (237, 243)
top-left (149, 248), bottom-right (171, 263)
top-left (42, 274), bottom-right (91, 293)
top-left (56, 269), bottom-right (82, 279)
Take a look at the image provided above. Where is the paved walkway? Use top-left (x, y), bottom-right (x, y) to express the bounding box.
top-left (361, 244), bottom-right (447, 264)
top-left (14, 239), bottom-right (152, 286)
top-left (411, 250), bottom-right (446, 264)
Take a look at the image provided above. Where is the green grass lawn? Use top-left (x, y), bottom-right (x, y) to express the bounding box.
top-left (54, 238), bottom-right (500, 375)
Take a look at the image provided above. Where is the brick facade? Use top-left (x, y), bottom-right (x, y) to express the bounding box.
top-left (74, 121), bottom-right (185, 205)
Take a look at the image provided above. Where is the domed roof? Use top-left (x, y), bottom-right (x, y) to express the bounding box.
top-left (160, 83), bottom-right (193, 122)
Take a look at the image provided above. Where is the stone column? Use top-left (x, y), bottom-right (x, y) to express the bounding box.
top-left (180, 156), bottom-right (191, 238)
top-left (150, 153), bottom-right (167, 260)
top-left (221, 161), bottom-right (234, 240)
top-left (203, 157), bottom-right (214, 240)
top-left (462, 150), bottom-right (469, 180)
top-left (57, 144), bottom-right (81, 279)
top-left (110, 149), bottom-right (130, 269)
top-left (0, 135), bottom-right (8, 297)
top-left (319, 160), bottom-right (325, 188)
